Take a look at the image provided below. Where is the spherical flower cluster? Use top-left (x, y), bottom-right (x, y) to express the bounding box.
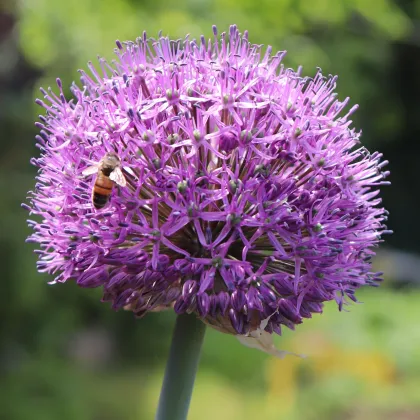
top-left (24, 26), bottom-right (390, 336)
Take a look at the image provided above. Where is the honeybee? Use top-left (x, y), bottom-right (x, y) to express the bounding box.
top-left (82, 152), bottom-right (127, 209)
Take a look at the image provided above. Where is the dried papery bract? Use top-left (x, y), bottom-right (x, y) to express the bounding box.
top-left (24, 25), bottom-right (390, 341)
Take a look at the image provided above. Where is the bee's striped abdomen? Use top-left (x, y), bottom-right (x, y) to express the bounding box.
top-left (92, 172), bottom-right (114, 209)
top-left (92, 191), bottom-right (110, 209)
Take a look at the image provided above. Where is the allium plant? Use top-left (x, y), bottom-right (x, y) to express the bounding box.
top-left (24, 25), bottom-right (390, 419)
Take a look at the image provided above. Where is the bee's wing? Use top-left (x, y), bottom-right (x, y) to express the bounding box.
top-left (82, 165), bottom-right (99, 176)
top-left (237, 331), bottom-right (304, 359)
top-left (109, 167), bottom-right (127, 187)
top-left (122, 166), bottom-right (135, 177)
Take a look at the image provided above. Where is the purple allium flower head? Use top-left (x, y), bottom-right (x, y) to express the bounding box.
top-left (24, 26), bottom-right (391, 336)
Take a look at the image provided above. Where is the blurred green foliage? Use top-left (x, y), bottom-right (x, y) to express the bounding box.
top-left (1, 0), bottom-right (420, 419)
top-left (2, 289), bottom-right (420, 420)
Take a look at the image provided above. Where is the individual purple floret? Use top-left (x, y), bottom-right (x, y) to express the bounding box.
top-left (24, 25), bottom-right (390, 336)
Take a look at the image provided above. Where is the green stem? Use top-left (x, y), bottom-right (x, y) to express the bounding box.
top-left (155, 313), bottom-right (206, 420)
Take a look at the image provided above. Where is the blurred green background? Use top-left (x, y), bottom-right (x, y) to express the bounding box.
top-left (1, 0), bottom-right (420, 419)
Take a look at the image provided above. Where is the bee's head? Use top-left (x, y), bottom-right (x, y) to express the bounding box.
top-left (103, 152), bottom-right (121, 168)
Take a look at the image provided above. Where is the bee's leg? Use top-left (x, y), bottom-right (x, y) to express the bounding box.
top-left (115, 185), bottom-right (123, 198)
